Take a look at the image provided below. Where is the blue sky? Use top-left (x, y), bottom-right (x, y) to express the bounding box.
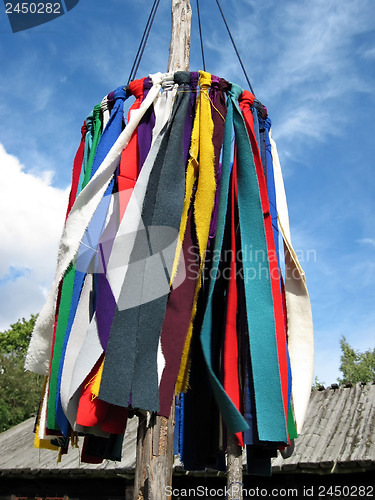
top-left (0, 0), bottom-right (374, 385)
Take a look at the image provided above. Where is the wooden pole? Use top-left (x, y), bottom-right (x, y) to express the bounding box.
top-left (133, 407), bottom-right (176, 500)
top-left (133, 2), bottom-right (191, 499)
top-left (167, 0), bottom-right (192, 72)
top-left (227, 433), bottom-right (243, 500)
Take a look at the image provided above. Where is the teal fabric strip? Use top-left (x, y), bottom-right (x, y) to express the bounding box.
top-left (82, 104), bottom-right (102, 189)
top-left (230, 83), bottom-right (287, 442)
top-left (77, 111), bottom-right (94, 195)
top-left (199, 90), bottom-right (249, 434)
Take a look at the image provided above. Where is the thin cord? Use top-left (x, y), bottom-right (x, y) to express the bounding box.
top-left (196, 0), bottom-right (206, 71)
top-left (127, 0), bottom-right (160, 85)
top-left (215, 0), bottom-right (255, 95)
top-left (127, 0), bottom-right (158, 84)
top-left (132, 0), bottom-right (160, 81)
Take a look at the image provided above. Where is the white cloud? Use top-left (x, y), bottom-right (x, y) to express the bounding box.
top-left (211, 0), bottom-right (375, 146)
top-left (0, 144), bottom-right (69, 331)
top-left (358, 238), bottom-right (375, 248)
top-left (260, 0), bottom-right (374, 93)
top-left (363, 46), bottom-right (375, 60)
top-left (274, 106), bottom-right (336, 142)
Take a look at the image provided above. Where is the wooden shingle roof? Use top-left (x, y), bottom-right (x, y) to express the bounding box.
top-left (0, 414), bottom-right (138, 478)
top-left (0, 382), bottom-right (374, 477)
top-left (272, 382), bottom-right (375, 474)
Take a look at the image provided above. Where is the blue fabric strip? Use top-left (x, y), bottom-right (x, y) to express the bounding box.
top-left (263, 117), bottom-right (292, 409)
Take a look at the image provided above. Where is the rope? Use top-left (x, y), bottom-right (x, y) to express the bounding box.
top-left (214, 0), bottom-right (255, 95)
top-left (127, 0), bottom-right (161, 85)
top-left (196, 0), bottom-right (206, 71)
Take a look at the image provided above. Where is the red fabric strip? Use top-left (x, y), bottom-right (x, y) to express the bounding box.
top-left (76, 354), bottom-right (128, 434)
top-left (239, 91), bottom-right (289, 422)
top-left (158, 212), bottom-right (200, 417)
top-left (76, 355), bottom-right (108, 428)
top-left (223, 152), bottom-right (243, 447)
top-left (118, 77), bottom-right (145, 220)
top-left (66, 122), bottom-right (88, 219)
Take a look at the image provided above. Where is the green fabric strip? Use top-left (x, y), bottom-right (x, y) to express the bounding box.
top-left (82, 104), bottom-right (102, 188)
top-left (287, 405), bottom-right (298, 440)
top-left (47, 264), bottom-right (75, 430)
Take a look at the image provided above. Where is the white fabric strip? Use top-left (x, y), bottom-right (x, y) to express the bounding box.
top-left (269, 130), bottom-right (314, 434)
top-left (106, 90), bottom-right (174, 301)
top-left (152, 72), bottom-right (177, 146)
top-left (106, 135), bottom-right (160, 300)
top-left (60, 273), bottom-right (94, 414)
top-left (62, 141), bottom-right (161, 424)
top-left (65, 312), bottom-right (102, 424)
top-left (25, 73), bottom-right (165, 376)
top-left (101, 95), bottom-right (111, 130)
top-left (38, 380), bottom-right (50, 441)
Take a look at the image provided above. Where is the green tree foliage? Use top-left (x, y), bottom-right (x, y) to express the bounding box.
top-left (0, 315), bottom-right (43, 432)
top-left (338, 336), bottom-right (375, 384)
top-left (312, 376), bottom-right (326, 389)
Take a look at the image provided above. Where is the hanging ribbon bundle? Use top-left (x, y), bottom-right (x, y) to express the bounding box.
top-left (26, 70), bottom-right (313, 472)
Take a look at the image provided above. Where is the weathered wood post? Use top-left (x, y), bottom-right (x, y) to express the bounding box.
top-left (133, 2), bottom-right (192, 499)
top-left (227, 433), bottom-right (243, 500)
top-left (167, 0), bottom-right (192, 72)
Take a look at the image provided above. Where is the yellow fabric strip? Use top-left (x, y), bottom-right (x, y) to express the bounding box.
top-left (91, 357), bottom-right (105, 399)
top-left (34, 426), bottom-right (60, 451)
top-left (194, 71), bottom-right (216, 264)
top-left (34, 376), bottom-right (59, 450)
top-left (175, 71), bottom-right (216, 392)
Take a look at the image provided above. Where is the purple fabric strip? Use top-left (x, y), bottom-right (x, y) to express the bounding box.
top-left (209, 74), bottom-right (220, 114)
top-left (95, 82), bottom-right (153, 351)
top-left (158, 214), bottom-right (200, 417)
top-left (157, 73), bottom-right (199, 416)
top-left (137, 77), bottom-right (155, 171)
top-left (182, 72), bottom-right (198, 163)
top-left (96, 200), bottom-right (121, 351)
top-left (208, 78), bottom-right (230, 248)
